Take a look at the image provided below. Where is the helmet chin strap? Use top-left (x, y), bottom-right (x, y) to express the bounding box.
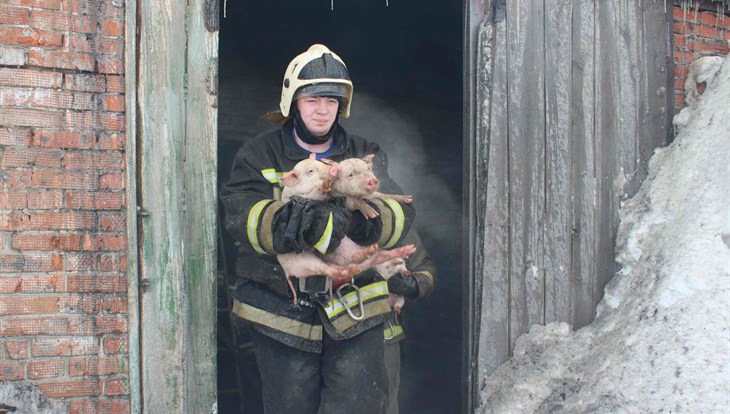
top-left (293, 108), bottom-right (340, 145)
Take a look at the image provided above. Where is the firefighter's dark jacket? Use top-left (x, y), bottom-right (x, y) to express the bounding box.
top-left (220, 122), bottom-right (416, 353)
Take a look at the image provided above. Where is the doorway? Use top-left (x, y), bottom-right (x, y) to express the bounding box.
top-left (216, 1), bottom-right (463, 412)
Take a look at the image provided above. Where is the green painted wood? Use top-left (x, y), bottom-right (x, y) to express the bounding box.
top-left (136, 0), bottom-right (218, 412)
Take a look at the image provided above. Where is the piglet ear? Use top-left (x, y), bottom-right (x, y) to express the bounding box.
top-left (308, 153), bottom-right (317, 160)
top-left (363, 154), bottom-right (375, 165)
top-left (281, 171), bottom-right (297, 187)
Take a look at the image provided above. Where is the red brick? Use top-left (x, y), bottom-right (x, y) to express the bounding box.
top-left (0, 275), bottom-right (65, 293)
top-left (695, 24), bottom-right (721, 39)
top-left (98, 132), bottom-right (124, 149)
top-left (32, 170), bottom-right (99, 190)
top-left (0, 296), bottom-right (62, 316)
top-left (70, 356), bottom-right (124, 376)
top-left (5, 339), bottom-right (29, 359)
top-left (105, 75), bottom-right (124, 93)
top-left (0, 6), bottom-right (31, 25)
top-left (68, 33), bottom-right (124, 56)
top-left (4, 0), bottom-right (63, 10)
top-left (0, 26), bottom-right (63, 47)
top-left (64, 151), bottom-right (124, 170)
top-left (673, 21), bottom-right (690, 34)
top-left (70, 398), bottom-right (130, 414)
top-left (69, 0), bottom-right (125, 17)
top-left (82, 234), bottom-right (126, 251)
top-left (0, 361), bottom-right (25, 380)
top-left (674, 50), bottom-right (695, 64)
top-left (0, 192), bottom-right (27, 209)
top-left (29, 50), bottom-right (96, 72)
top-left (99, 173), bottom-right (124, 189)
top-left (99, 19), bottom-right (123, 36)
top-left (95, 193), bottom-right (125, 210)
top-left (29, 359), bottom-right (65, 379)
top-left (0, 147), bottom-right (63, 168)
top-left (673, 7), bottom-right (695, 22)
top-left (99, 213), bottom-right (125, 230)
top-left (32, 90), bottom-right (97, 111)
top-left (97, 56), bottom-right (124, 74)
top-left (0, 255), bottom-right (25, 273)
top-left (32, 337), bottom-right (99, 357)
top-left (38, 378), bottom-right (100, 398)
top-left (0, 88), bottom-right (32, 106)
top-left (100, 253), bottom-right (126, 272)
top-left (31, 10), bottom-right (98, 33)
top-left (68, 275), bottom-right (126, 293)
top-left (0, 107), bottom-right (65, 128)
top-left (104, 378), bottom-right (127, 396)
top-left (0, 46), bottom-right (25, 65)
top-left (674, 64), bottom-right (689, 78)
top-left (64, 253), bottom-right (96, 271)
top-left (65, 73), bottom-right (106, 92)
top-left (100, 297), bottom-right (126, 314)
top-left (68, 315), bottom-right (127, 335)
top-left (11, 232), bottom-right (82, 251)
top-left (101, 94), bottom-right (125, 112)
top-left (0, 213), bottom-right (30, 231)
top-left (58, 294), bottom-right (99, 313)
top-left (28, 190), bottom-right (64, 209)
top-left (32, 129), bottom-right (96, 149)
top-left (102, 337), bottom-right (127, 355)
top-left (65, 110), bottom-right (98, 129)
top-left (0, 68), bottom-right (62, 88)
top-left (0, 128), bottom-right (32, 146)
top-left (0, 171), bottom-right (33, 189)
top-left (30, 212), bottom-right (97, 230)
top-left (0, 317), bottom-right (68, 336)
top-left (674, 77), bottom-right (686, 90)
top-left (698, 12), bottom-right (718, 27)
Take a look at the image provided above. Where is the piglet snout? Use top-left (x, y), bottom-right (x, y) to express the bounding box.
top-left (365, 177), bottom-right (379, 191)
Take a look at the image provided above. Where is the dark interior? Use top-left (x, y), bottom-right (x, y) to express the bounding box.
top-left (216, 1), bottom-right (463, 412)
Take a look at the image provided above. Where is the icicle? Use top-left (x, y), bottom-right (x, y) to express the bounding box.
top-left (386, 0), bottom-right (389, 6)
top-left (331, 0), bottom-right (334, 11)
top-left (224, 0), bottom-right (227, 18)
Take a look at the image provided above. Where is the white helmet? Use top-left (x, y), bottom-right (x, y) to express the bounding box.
top-left (278, 44), bottom-right (354, 119)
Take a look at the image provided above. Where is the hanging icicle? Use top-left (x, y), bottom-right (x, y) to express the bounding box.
top-left (224, 0), bottom-right (227, 18)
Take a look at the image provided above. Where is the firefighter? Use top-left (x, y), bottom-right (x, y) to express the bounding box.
top-left (380, 229), bottom-right (437, 414)
top-left (220, 44), bottom-right (416, 414)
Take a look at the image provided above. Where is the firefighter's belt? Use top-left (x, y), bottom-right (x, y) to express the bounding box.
top-left (320, 281), bottom-right (391, 333)
top-left (298, 275), bottom-right (329, 295)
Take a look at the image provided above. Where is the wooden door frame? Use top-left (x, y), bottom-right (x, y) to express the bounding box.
top-left (126, 0), bottom-right (219, 412)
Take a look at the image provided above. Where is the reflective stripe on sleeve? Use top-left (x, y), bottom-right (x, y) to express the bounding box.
top-left (384, 323), bottom-right (404, 340)
top-left (247, 200), bottom-right (270, 255)
top-left (313, 212), bottom-right (334, 254)
top-left (261, 168), bottom-right (284, 186)
top-left (381, 198), bottom-right (405, 249)
top-left (232, 300), bottom-right (323, 341)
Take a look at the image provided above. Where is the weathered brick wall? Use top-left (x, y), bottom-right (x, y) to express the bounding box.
top-left (0, 0), bottom-right (128, 413)
top-left (673, 1), bottom-right (729, 112)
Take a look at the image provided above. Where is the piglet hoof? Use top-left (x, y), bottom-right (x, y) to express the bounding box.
top-left (402, 270), bottom-right (413, 277)
top-left (394, 305), bottom-right (403, 315)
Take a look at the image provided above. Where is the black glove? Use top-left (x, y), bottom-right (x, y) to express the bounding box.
top-left (387, 273), bottom-right (419, 300)
top-left (346, 200), bottom-right (383, 246)
top-left (272, 196), bottom-right (351, 254)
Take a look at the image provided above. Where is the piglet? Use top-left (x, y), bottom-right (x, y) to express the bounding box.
top-left (277, 154), bottom-right (416, 304)
top-left (322, 154), bottom-right (413, 219)
top-left (374, 256), bottom-right (412, 314)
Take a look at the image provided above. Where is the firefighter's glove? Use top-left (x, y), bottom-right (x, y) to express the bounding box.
top-left (272, 196), bottom-right (351, 255)
top-left (346, 199), bottom-right (383, 246)
top-left (387, 273), bottom-right (419, 300)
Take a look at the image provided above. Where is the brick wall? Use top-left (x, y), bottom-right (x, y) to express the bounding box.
top-left (673, 1), bottom-right (729, 112)
top-left (0, 1), bottom-right (128, 413)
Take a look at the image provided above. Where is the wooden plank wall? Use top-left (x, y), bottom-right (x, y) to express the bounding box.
top-left (135, 0), bottom-right (218, 412)
top-left (469, 0), bottom-right (672, 407)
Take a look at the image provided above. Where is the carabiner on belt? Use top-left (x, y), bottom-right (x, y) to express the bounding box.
top-left (336, 281), bottom-right (365, 321)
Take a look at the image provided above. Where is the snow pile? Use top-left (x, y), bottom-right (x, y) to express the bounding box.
top-left (479, 53), bottom-right (730, 413)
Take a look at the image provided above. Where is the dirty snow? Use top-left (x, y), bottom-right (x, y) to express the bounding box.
top-left (479, 52), bottom-right (730, 413)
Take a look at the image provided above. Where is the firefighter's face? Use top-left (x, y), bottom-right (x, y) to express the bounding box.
top-left (296, 96), bottom-right (339, 137)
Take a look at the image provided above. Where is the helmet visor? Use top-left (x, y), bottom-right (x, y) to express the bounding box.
top-left (293, 83), bottom-right (349, 101)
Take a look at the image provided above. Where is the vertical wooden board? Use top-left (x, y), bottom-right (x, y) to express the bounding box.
top-left (570, 0), bottom-right (598, 329)
top-left (543, 0), bottom-right (573, 324)
top-left (183, 0), bottom-right (218, 412)
top-left (137, 0), bottom-right (189, 411)
top-left (506, 0), bottom-right (546, 347)
top-left (638, 0), bottom-right (672, 188)
top-left (476, 17), bottom-right (511, 387)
